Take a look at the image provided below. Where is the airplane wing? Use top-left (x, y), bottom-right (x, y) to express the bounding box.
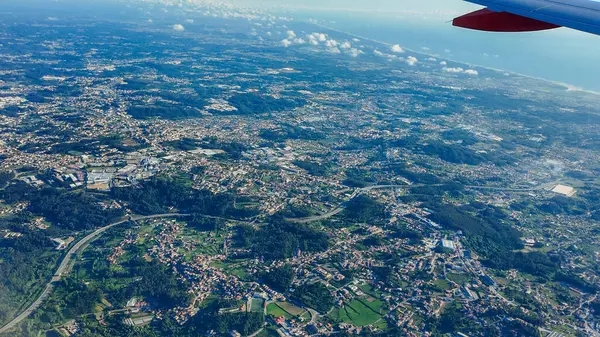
top-left (453, 0), bottom-right (600, 36)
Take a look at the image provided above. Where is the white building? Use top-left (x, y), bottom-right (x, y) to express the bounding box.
top-left (551, 184), bottom-right (576, 197)
top-left (441, 239), bottom-right (455, 250)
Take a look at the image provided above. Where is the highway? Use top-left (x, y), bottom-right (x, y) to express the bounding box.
top-left (287, 184), bottom-right (419, 223)
top-left (0, 180), bottom-right (556, 333)
top-left (288, 182), bottom-right (549, 223)
top-left (0, 213), bottom-right (189, 334)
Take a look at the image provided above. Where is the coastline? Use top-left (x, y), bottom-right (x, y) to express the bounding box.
top-left (307, 21), bottom-right (600, 96)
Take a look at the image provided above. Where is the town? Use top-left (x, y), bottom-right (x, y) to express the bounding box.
top-left (1, 1), bottom-right (600, 337)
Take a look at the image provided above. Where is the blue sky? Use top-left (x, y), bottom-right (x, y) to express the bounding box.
top-left (242, 0), bottom-right (600, 90)
top-left (11, 0), bottom-right (599, 90)
top-left (236, 0), bottom-right (480, 12)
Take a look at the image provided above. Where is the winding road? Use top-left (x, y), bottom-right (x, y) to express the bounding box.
top-left (0, 213), bottom-right (189, 334)
top-left (287, 182), bottom-right (550, 224)
top-left (0, 181), bottom-right (557, 333)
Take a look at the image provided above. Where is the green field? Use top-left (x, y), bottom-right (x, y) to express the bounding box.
top-left (135, 225), bottom-right (157, 245)
top-left (447, 273), bottom-right (470, 285)
top-left (181, 227), bottom-right (224, 257)
top-left (277, 302), bottom-right (304, 316)
top-left (373, 319), bottom-right (388, 330)
top-left (361, 296), bottom-right (385, 313)
top-left (328, 299), bottom-right (382, 327)
top-left (359, 283), bottom-right (375, 293)
top-left (266, 303), bottom-right (292, 319)
top-left (359, 283), bottom-right (388, 298)
top-left (433, 279), bottom-right (452, 291)
top-left (299, 310), bottom-right (311, 322)
top-left (266, 302), bottom-right (307, 320)
top-left (250, 298), bottom-right (265, 312)
top-left (256, 326), bottom-right (280, 337)
top-left (227, 267), bottom-right (250, 281)
top-left (198, 294), bottom-right (219, 309)
top-left (210, 260), bottom-right (227, 269)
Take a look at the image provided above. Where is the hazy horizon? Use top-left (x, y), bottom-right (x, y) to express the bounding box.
top-left (225, 0), bottom-right (600, 90)
top-left (4, 0), bottom-right (600, 90)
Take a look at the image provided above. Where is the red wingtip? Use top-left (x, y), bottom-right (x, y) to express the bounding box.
top-left (453, 8), bottom-right (560, 32)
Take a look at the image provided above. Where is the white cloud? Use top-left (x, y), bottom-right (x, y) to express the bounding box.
top-left (340, 41), bottom-right (352, 49)
top-left (352, 38), bottom-right (360, 42)
top-left (325, 39), bottom-right (338, 48)
top-left (185, 19), bottom-right (194, 24)
top-left (172, 24), bottom-right (185, 31)
top-left (266, 31), bottom-right (272, 36)
top-left (147, 19), bottom-right (153, 23)
top-left (286, 30), bottom-right (296, 39)
top-left (391, 44), bottom-right (405, 53)
top-left (348, 48), bottom-right (363, 57)
top-left (422, 47), bottom-right (430, 51)
top-left (442, 67), bottom-right (464, 73)
top-left (425, 57), bottom-right (437, 62)
top-left (327, 47), bottom-right (341, 54)
top-left (306, 33), bottom-right (329, 46)
top-left (406, 56), bottom-right (418, 66)
top-left (47, 17), bottom-right (59, 21)
top-left (281, 39), bottom-right (292, 47)
top-left (293, 38), bottom-right (306, 44)
top-left (442, 67), bottom-right (479, 76)
top-left (374, 49), bottom-right (399, 60)
top-left (440, 61), bottom-right (447, 66)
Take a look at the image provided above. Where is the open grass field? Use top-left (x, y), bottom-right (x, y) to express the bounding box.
top-left (359, 283), bottom-right (388, 298)
top-left (433, 279), bottom-right (452, 291)
top-left (256, 326), bottom-right (280, 337)
top-left (446, 272), bottom-right (470, 285)
top-left (361, 296), bottom-right (385, 313)
top-left (135, 225), bottom-right (156, 245)
top-left (299, 310), bottom-right (311, 322)
top-left (328, 299), bottom-right (382, 327)
top-left (198, 294), bottom-right (219, 309)
top-left (227, 267), bottom-right (250, 281)
top-left (277, 302), bottom-right (304, 316)
top-left (210, 260), bottom-right (227, 269)
top-left (250, 298), bottom-right (265, 312)
top-left (374, 319), bottom-right (388, 330)
top-left (266, 303), bottom-right (292, 319)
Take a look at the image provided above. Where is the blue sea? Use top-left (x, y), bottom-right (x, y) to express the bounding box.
top-left (6, 0), bottom-right (599, 91)
top-left (300, 11), bottom-right (600, 91)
